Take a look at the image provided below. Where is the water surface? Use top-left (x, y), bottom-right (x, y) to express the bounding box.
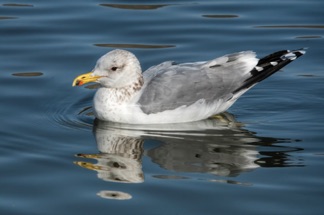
top-left (1, 0), bottom-right (324, 214)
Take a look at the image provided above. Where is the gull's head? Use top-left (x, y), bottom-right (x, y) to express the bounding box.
top-left (72, 49), bottom-right (142, 88)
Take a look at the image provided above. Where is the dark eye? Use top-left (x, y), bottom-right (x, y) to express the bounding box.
top-left (111, 67), bottom-right (118, 71)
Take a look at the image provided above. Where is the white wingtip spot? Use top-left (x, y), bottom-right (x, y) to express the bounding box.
top-left (270, 61), bottom-right (278, 66)
top-left (298, 50), bottom-right (306, 55)
top-left (281, 52), bottom-right (297, 61)
top-left (255, 66), bottom-right (263, 72)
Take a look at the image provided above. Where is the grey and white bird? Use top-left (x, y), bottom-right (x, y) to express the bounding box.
top-left (72, 48), bottom-right (306, 124)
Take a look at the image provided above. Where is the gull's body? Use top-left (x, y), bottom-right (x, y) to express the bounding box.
top-left (73, 49), bottom-right (305, 124)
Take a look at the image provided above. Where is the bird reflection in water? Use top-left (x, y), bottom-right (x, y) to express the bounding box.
top-left (74, 113), bottom-right (303, 199)
top-left (76, 136), bottom-right (144, 184)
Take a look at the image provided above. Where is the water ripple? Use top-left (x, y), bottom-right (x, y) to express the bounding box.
top-left (2, 3), bottom-right (34, 7)
top-left (94, 43), bottom-right (175, 49)
top-left (97, 190), bottom-right (132, 200)
top-left (99, 4), bottom-right (170, 10)
top-left (0, 16), bottom-right (17, 20)
top-left (255, 25), bottom-right (324, 29)
top-left (12, 72), bottom-right (43, 77)
top-left (202, 14), bottom-right (239, 18)
top-left (295, 35), bottom-right (322, 39)
top-left (47, 94), bottom-right (94, 131)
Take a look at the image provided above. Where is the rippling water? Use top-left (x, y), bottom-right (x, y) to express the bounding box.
top-left (1, 0), bottom-right (324, 214)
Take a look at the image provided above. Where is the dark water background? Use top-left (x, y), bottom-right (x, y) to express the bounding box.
top-left (1, 0), bottom-right (324, 214)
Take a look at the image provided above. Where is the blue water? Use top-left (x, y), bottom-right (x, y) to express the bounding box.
top-left (1, 0), bottom-right (324, 214)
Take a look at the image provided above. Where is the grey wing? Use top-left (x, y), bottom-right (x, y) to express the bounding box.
top-left (143, 61), bottom-right (177, 80)
top-left (138, 51), bottom-right (258, 114)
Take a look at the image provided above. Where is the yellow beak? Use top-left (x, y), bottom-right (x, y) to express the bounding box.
top-left (72, 72), bottom-right (101, 87)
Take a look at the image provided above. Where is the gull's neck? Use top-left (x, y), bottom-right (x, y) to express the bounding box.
top-left (99, 75), bottom-right (144, 103)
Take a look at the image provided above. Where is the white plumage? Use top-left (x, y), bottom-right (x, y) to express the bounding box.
top-left (72, 48), bottom-right (305, 124)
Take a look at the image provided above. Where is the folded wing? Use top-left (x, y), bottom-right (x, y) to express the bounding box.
top-left (138, 51), bottom-right (258, 114)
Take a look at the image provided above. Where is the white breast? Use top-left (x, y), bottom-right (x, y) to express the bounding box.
top-left (93, 88), bottom-right (238, 124)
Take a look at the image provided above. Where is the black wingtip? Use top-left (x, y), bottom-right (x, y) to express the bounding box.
top-left (294, 47), bottom-right (307, 57)
top-left (233, 48), bottom-right (306, 94)
top-left (282, 48), bottom-right (307, 59)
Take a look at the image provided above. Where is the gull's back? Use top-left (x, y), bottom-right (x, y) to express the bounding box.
top-left (138, 49), bottom-right (306, 115)
top-left (138, 51), bottom-right (258, 114)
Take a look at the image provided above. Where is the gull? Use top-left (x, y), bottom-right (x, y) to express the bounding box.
top-left (72, 48), bottom-right (306, 124)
